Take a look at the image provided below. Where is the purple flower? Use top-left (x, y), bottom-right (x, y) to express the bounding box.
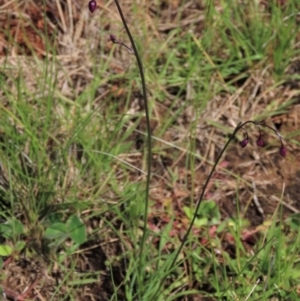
top-left (240, 138), bottom-right (248, 148)
top-left (88, 0), bottom-right (97, 13)
top-left (110, 34), bottom-right (117, 43)
top-left (256, 137), bottom-right (264, 147)
top-left (237, 122), bottom-right (287, 157)
top-left (279, 146), bottom-right (287, 157)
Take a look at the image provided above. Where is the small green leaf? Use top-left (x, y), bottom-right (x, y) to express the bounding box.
top-left (10, 218), bottom-right (24, 235)
top-left (194, 217), bottom-right (208, 227)
top-left (15, 240), bottom-right (26, 252)
top-left (285, 213), bottom-right (300, 230)
top-left (183, 200), bottom-right (221, 228)
top-left (47, 212), bottom-right (64, 224)
top-left (0, 244), bottom-right (13, 256)
top-left (44, 223), bottom-right (67, 239)
top-left (183, 206), bottom-right (193, 220)
top-left (0, 224), bottom-right (11, 238)
top-left (159, 218), bottom-right (174, 253)
top-left (66, 214), bottom-right (86, 245)
top-left (129, 200), bottom-right (143, 220)
top-left (0, 219), bottom-right (24, 239)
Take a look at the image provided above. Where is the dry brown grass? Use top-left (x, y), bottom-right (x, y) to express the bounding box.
top-left (0, 0), bottom-right (300, 300)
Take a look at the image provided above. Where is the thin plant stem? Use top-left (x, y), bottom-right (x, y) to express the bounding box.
top-left (108, 3), bottom-right (287, 297)
top-left (152, 122), bottom-right (246, 298)
top-left (173, 124), bottom-right (242, 261)
top-left (113, 0), bottom-right (152, 280)
top-left (153, 118), bottom-right (286, 297)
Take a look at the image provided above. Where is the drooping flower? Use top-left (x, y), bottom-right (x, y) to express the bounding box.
top-left (110, 34), bottom-right (117, 43)
top-left (240, 138), bottom-right (249, 148)
top-left (88, 0), bottom-right (97, 13)
top-left (238, 122), bottom-right (287, 157)
top-left (279, 146), bottom-right (287, 157)
top-left (256, 137), bottom-right (265, 147)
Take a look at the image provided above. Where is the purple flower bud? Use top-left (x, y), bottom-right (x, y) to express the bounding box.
top-left (279, 146), bottom-right (287, 157)
top-left (256, 138), bottom-right (264, 147)
top-left (110, 34), bottom-right (117, 43)
top-left (88, 0), bottom-right (97, 13)
top-left (240, 138), bottom-right (248, 148)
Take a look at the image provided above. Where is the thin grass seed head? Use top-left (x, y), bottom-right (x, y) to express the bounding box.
top-left (88, 0), bottom-right (97, 13)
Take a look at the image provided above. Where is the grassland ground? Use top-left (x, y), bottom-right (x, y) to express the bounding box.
top-left (0, 0), bottom-right (300, 300)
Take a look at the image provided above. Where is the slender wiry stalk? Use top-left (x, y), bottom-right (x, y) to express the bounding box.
top-left (153, 119), bottom-right (286, 297)
top-left (171, 123), bottom-right (243, 262)
top-left (151, 124), bottom-right (242, 299)
top-left (112, 0), bottom-right (152, 280)
top-left (88, 2), bottom-right (287, 297)
top-left (176, 120), bottom-right (286, 267)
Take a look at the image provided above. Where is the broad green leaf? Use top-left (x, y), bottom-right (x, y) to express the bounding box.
top-left (0, 244), bottom-right (12, 256)
top-left (44, 223), bottom-right (67, 239)
top-left (0, 224), bottom-right (11, 238)
top-left (0, 219), bottom-right (24, 239)
top-left (66, 214), bottom-right (86, 245)
top-left (10, 218), bottom-right (24, 235)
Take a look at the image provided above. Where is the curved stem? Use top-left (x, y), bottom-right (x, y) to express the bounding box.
top-left (153, 122), bottom-right (246, 298)
top-left (174, 119), bottom-right (284, 266)
top-left (113, 0), bottom-right (152, 279)
top-left (172, 124), bottom-right (242, 263)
